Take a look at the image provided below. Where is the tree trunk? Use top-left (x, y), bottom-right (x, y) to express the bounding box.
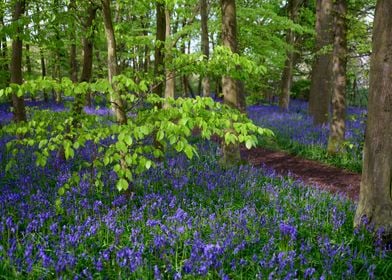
top-left (308, 0), bottom-right (333, 124)
top-left (327, 0), bottom-right (348, 154)
top-left (101, 0), bottom-right (127, 124)
top-left (279, 0), bottom-right (300, 111)
top-left (80, 5), bottom-right (98, 107)
top-left (154, 2), bottom-right (166, 98)
top-left (200, 0), bottom-right (210, 97)
top-left (0, 6), bottom-right (8, 84)
top-left (10, 0), bottom-right (27, 123)
top-left (221, 0), bottom-right (242, 166)
top-left (54, 52), bottom-right (62, 103)
top-left (354, 0), bottom-right (392, 239)
top-left (25, 43), bottom-right (35, 101)
top-left (40, 48), bottom-right (48, 102)
top-left (164, 9), bottom-right (175, 107)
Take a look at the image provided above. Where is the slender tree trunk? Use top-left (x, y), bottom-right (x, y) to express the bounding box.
top-left (354, 0), bottom-right (392, 239)
top-left (101, 0), bottom-right (127, 124)
top-left (25, 44), bottom-right (32, 77)
top-left (221, 0), bottom-right (241, 166)
top-left (54, 52), bottom-right (62, 103)
top-left (10, 0), bottom-right (27, 122)
top-left (143, 14), bottom-right (151, 73)
top-left (40, 49), bottom-right (48, 102)
top-left (0, 6), bottom-right (8, 85)
top-left (200, 0), bottom-right (210, 97)
top-left (68, 0), bottom-right (78, 83)
top-left (154, 2), bottom-right (166, 97)
top-left (279, 0), bottom-right (300, 111)
top-left (80, 5), bottom-right (98, 107)
top-left (164, 9), bottom-right (175, 107)
top-left (70, 45), bottom-right (77, 83)
top-left (25, 43), bottom-right (35, 101)
top-left (327, 0), bottom-right (348, 154)
top-left (308, 0), bottom-right (333, 124)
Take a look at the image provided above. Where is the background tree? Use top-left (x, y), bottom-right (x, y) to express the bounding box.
top-left (279, 0), bottom-right (301, 111)
top-left (308, 0), bottom-right (333, 124)
top-left (200, 0), bottom-right (210, 97)
top-left (354, 0), bottom-right (392, 238)
top-left (154, 1), bottom-right (166, 98)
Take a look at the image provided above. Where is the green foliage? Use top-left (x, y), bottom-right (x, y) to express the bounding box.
top-left (2, 77), bottom-right (273, 194)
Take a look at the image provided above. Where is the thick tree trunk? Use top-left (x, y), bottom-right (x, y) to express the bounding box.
top-left (10, 0), bottom-right (26, 123)
top-left (279, 0), bottom-right (300, 111)
top-left (327, 0), bottom-right (348, 154)
top-left (200, 0), bottom-right (210, 97)
top-left (354, 0), bottom-right (392, 238)
top-left (101, 0), bottom-right (127, 124)
top-left (221, 0), bottom-right (242, 166)
top-left (164, 9), bottom-right (175, 106)
top-left (308, 0), bottom-right (333, 124)
top-left (154, 2), bottom-right (166, 98)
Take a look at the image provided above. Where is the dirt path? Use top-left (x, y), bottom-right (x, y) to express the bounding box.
top-left (241, 147), bottom-right (361, 201)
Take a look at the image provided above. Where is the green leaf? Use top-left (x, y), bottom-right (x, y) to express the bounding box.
top-left (184, 145), bottom-right (193, 159)
top-left (58, 187), bottom-right (65, 196)
top-left (245, 139), bottom-right (253, 149)
top-left (124, 135), bottom-right (133, 146)
top-left (145, 160), bottom-right (152, 169)
top-left (116, 178), bottom-right (129, 191)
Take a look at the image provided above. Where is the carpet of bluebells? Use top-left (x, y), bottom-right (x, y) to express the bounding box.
top-left (1, 101), bottom-right (391, 279)
top-left (248, 100), bottom-right (367, 172)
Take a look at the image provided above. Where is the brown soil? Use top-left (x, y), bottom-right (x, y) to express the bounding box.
top-left (241, 146), bottom-right (361, 201)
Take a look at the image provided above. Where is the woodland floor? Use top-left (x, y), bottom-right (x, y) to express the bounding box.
top-left (241, 146), bottom-right (361, 201)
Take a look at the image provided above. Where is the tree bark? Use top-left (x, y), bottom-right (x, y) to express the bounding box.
top-left (80, 5), bottom-right (98, 106)
top-left (40, 48), bottom-right (48, 102)
top-left (354, 0), bottom-right (392, 238)
top-left (25, 43), bottom-right (35, 101)
top-left (70, 45), bottom-right (78, 83)
top-left (164, 8), bottom-right (175, 107)
top-left (279, 0), bottom-right (300, 111)
top-left (154, 2), bottom-right (166, 98)
top-left (101, 0), bottom-right (127, 124)
top-left (10, 0), bottom-right (27, 122)
top-left (221, 0), bottom-right (242, 166)
top-left (327, 0), bottom-right (348, 154)
top-left (308, 0), bottom-right (333, 124)
top-left (200, 0), bottom-right (210, 97)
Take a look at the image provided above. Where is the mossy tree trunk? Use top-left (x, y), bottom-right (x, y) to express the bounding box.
top-left (221, 0), bottom-right (242, 166)
top-left (101, 0), bottom-right (127, 124)
top-left (354, 0), bottom-right (392, 239)
top-left (327, 0), bottom-right (348, 154)
top-left (164, 8), bottom-right (174, 106)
